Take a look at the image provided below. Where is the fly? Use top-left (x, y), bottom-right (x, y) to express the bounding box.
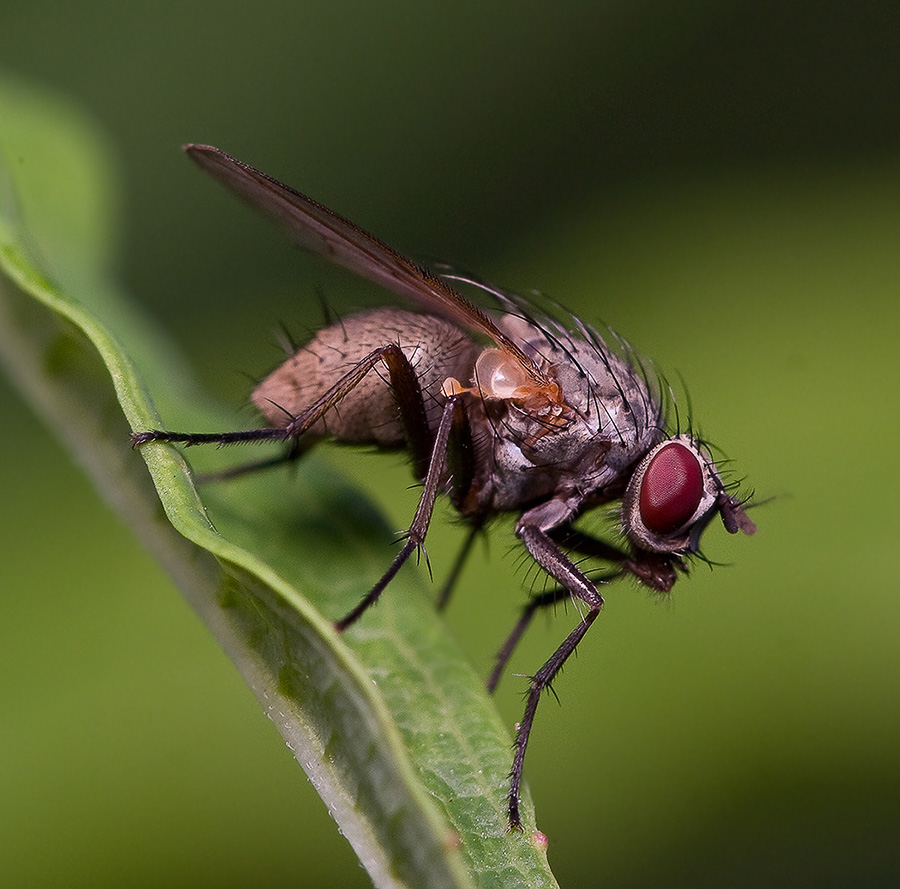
top-left (133, 145), bottom-right (757, 829)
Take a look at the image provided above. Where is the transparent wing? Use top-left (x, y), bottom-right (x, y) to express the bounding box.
top-left (184, 144), bottom-right (548, 386)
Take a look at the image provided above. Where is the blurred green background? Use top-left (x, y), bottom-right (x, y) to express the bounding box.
top-left (2, 2), bottom-right (900, 887)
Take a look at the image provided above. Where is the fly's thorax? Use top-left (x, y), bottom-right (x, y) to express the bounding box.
top-left (252, 308), bottom-right (478, 445)
top-left (481, 328), bottom-right (663, 513)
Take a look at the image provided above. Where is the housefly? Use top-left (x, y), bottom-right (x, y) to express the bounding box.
top-left (133, 145), bottom-right (756, 829)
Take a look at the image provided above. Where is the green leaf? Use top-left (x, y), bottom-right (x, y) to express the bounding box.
top-left (0, 79), bottom-right (558, 888)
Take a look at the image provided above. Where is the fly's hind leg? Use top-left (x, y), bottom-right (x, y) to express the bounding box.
top-left (133, 343), bottom-right (453, 629)
top-left (195, 437), bottom-right (312, 484)
top-left (132, 342), bottom-right (433, 465)
top-left (134, 344), bottom-right (453, 624)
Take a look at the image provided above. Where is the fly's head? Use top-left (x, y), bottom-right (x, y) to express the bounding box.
top-left (621, 434), bottom-right (756, 586)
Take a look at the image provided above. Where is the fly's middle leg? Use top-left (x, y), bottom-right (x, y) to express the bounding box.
top-left (334, 394), bottom-right (469, 632)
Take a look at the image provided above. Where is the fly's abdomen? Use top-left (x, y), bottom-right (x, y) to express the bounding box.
top-left (252, 308), bottom-right (478, 445)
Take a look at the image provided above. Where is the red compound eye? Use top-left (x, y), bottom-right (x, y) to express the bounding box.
top-left (639, 442), bottom-right (704, 535)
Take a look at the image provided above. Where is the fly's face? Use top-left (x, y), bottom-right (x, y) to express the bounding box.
top-left (622, 434), bottom-right (756, 556)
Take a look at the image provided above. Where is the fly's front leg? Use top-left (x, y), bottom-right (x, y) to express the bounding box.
top-left (506, 523), bottom-right (607, 830)
top-left (334, 394), bottom-right (467, 632)
top-left (487, 568), bottom-right (623, 694)
top-left (487, 525), bottom-right (632, 695)
top-left (552, 527), bottom-right (683, 593)
top-left (486, 586), bottom-right (572, 693)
